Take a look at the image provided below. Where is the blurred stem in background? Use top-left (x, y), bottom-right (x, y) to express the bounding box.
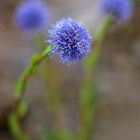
top-left (37, 35), bottom-right (74, 140)
top-left (36, 35), bottom-right (62, 119)
top-left (79, 16), bottom-right (113, 140)
top-left (8, 45), bottom-right (53, 140)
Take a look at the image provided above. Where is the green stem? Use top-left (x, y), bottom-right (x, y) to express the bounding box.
top-left (45, 60), bottom-right (62, 117)
top-left (79, 16), bottom-right (113, 140)
top-left (44, 58), bottom-right (74, 140)
top-left (15, 46), bottom-right (52, 101)
top-left (36, 35), bottom-right (73, 140)
top-left (8, 46), bottom-right (53, 140)
top-left (37, 35), bottom-right (65, 139)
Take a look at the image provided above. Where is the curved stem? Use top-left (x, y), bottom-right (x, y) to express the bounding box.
top-left (8, 46), bottom-right (53, 140)
top-left (15, 46), bottom-right (52, 101)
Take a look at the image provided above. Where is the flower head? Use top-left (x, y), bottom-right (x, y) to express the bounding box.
top-left (15, 0), bottom-right (49, 30)
top-left (100, 0), bottom-right (133, 22)
top-left (48, 18), bottom-right (92, 64)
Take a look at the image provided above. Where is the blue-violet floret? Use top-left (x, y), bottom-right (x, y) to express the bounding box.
top-left (100, 0), bottom-right (133, 21)
top-left (15, 0), bottom-right (49, 30)
top-left (48, 18), bottom-right (92, 64)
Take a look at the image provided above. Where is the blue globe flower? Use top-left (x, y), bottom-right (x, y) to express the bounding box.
top-left (100, 0), bottom-right (133, 21)
top-left (48, 18), bottom-right (92, 64)
top-left (15, 1), bottom-right (49, 30)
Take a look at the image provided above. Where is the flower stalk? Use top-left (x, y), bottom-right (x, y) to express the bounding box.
top-left (8, 46), bottom-right (53, 140)
top-left (79, 16), bottom-right (113, 140)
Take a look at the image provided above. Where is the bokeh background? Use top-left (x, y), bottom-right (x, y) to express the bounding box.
top-left (0, 0), bottom-right (140, 140)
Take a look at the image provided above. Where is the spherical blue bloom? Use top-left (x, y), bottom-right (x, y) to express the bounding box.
top-left (100, 0), bottom-right (133, 21)
top-left (15, 0), bottom-right (49, 30)
top-left (48, 18), bottom-right (92, 64)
